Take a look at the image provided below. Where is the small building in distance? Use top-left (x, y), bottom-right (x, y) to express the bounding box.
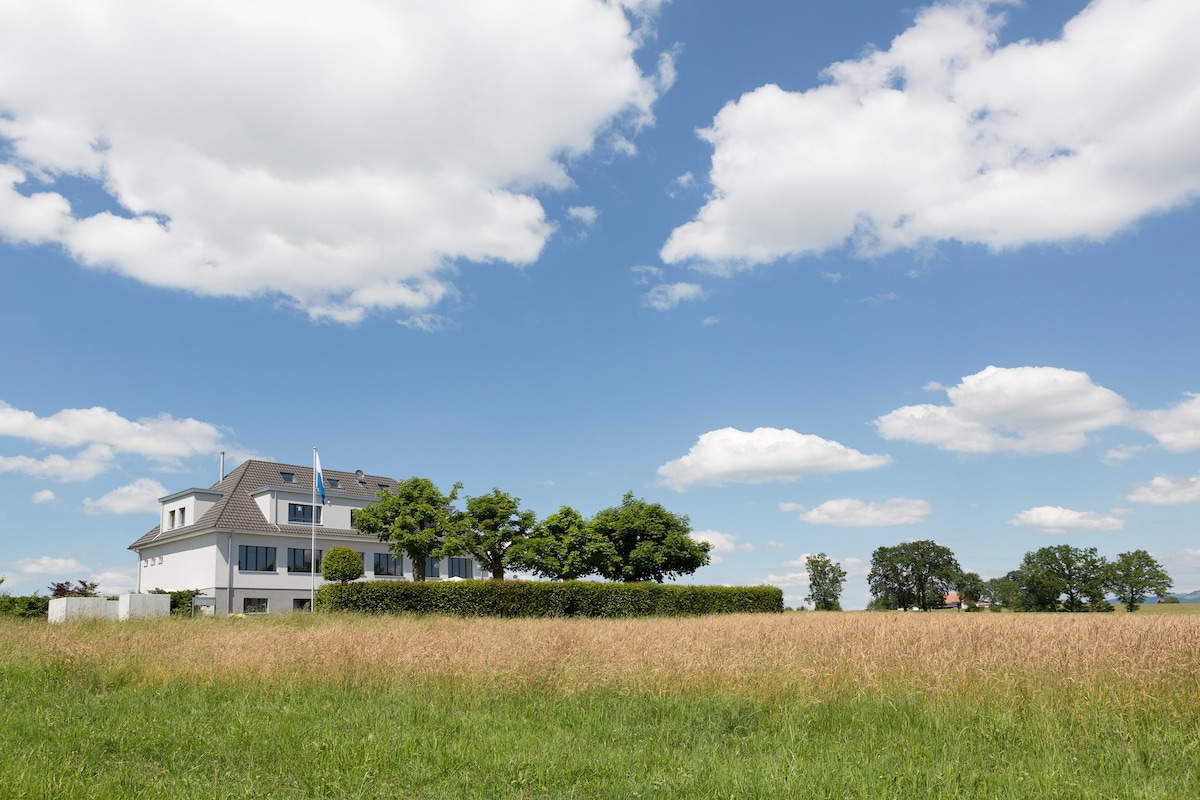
top-left (129, 459), bottom-right (478, 614)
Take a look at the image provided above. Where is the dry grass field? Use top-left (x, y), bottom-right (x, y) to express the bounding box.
top-left (3, 610), bottom-right (1199, 798)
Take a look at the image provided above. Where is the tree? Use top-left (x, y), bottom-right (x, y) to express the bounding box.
top-left (1015, 545), bottom-right (1109, 612)
top-left (868, 540), bottom-right (961, 612)
top-left (446, 488), bottom-right (536, 580)
top-left (804, 553), bottom-right (847, 611)
top-left (352, 477), bottom-right (461, 581)
top-left (982, 572), bottom-right (1020, 610)
top-left (507, 505), bottom-right (615, 581)
top-left (589, 492), bottom-right (710, 583)
top-left (954, 570), bottom-right (985, 611)
top-left (48, 579), bottom-right (99, 598)
top-left (1106, 549), bottom-right (1172, 612)
top-left (322, 546), bottom-right (364, 584)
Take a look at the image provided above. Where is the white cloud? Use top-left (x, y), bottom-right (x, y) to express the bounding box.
top-left (567, 206), bottom-right (599, 226)
top-left (656, 427), bottom-right (892, 491)
top-left (786, 497), bottom-right (932, 527)
top-left (763, 572), bottom-right (808, 588)
top-left (83, 478), bottom-right (169, 515)
top-left (0, 401), bottom-right (227, 463)
top-left (397, 314), bottom-right (456, 333)
top-left (821, 271), bottom-right (844, 282)
top-left (16, 556), bottom-right (87, 575)
top-left (1133, 392), bottom-right (1200, 453)
top-left (631, 265), bottom-right (663, 285)
top-left (1127, 473), bottom-right (1200, 505)
top-left (661, 0), bottom-right (1200, 269)
top-left (0, 1), bottom-right (665, 323)
top-left (1008, 505), bottom-right (1125, 534)
top-left (689, 529), bottom-right (750, 564)
top-left (0, 444), bottom-right (116, 482)
top-left (701, 316), bottom-right (720, 326)
top-left (644, 282), bottom-right (706, 310)
top-left (862, 292), bottom-right (898, 306)
top-left (874, 365), bottom-right (1130, 454)
top-left (30, 489), bottom-right (55, 504)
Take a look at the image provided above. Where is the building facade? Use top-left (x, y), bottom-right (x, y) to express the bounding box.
top-left (129, 459), bottom-right (477, 614)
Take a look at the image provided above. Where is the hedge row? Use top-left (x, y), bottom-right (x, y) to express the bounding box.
top-left (315, 579), bottom-right (783, 617)
top-left (0, 594), bottom-right (50, 618)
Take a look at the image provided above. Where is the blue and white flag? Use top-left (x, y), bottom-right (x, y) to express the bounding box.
top-left (314, 449), bottom-right (326, 505)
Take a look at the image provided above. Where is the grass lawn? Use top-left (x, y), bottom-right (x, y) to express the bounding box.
top-left (2, 611), bottom-right (1198, 799)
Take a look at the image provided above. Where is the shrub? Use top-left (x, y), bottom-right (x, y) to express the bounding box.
top-left (322, 546), bottom-right (364, 583)
top-left (149, 588), bottom-right (203, 615)
top-left (0, 593), bottom-right (50, 618)
top-left (316, 580), bottom-right (783, 617)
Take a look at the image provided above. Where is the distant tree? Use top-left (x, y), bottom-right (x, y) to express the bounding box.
top-left (954, 570), bottom-right (985, 611)
top-left (804, 553), bottom-right (847, 611)
top-left (507, 505), bottom-right (615, 581)
top-left (48, 579), bottom-right (99, 598)
top-left (982, 572), bottom-right (1020, 610)
top-left (1015, 545), bottom-right (1109, 612)
top-left (322, 546), bottom-right (364, 584)
top-left (590, 492), bottom-right (710, 583)
top-left (444, 488), bottom-right (537, 581)
top-left (1106, 550), bottom-right (1172, 612)
top-left (868, 540), bottom-right (961, 612)
top-left (1160, 595), bottom-right (1180, 604)
top-left (353, 477), bottom-right (462, 581)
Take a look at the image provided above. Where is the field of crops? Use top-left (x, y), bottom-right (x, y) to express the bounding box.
top-left (2, 610), bottom-right (1198, 798)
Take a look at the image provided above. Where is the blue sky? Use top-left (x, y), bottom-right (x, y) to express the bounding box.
top-left (1, 0), bottom-right (1197, 607)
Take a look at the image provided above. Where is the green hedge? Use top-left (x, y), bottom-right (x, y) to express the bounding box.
top-left (315, 580), bottom-right (782, 617)
top-left (0, 594), bottom-right (50, 618)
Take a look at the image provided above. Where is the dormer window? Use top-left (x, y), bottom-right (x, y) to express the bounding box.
top-left (168, 510), bottom-right (176, 530)
top-left (280, 472), bottom-right (296, 484)
top-left (327, 479), bottom-right (340, 489)
top-left (178, 508), bottom-right (186, 527)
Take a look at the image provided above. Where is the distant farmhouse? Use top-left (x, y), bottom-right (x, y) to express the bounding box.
top-left (129, 459), bottom-right (478, 614)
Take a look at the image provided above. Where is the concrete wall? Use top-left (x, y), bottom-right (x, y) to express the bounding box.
top-left (48, 597), bottom-right (117, 623)
top-left (118, 593), bottom-right (170, 620)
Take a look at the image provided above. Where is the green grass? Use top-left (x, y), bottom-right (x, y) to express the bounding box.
top-left (2, 613), bottom-right (1198, 799)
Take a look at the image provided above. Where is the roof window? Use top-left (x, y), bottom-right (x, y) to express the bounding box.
top-left (280, 472), bottom-right (296, 484)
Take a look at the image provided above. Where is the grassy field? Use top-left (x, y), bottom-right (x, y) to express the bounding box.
top-left (2, 610), bottom-right (1198, 799)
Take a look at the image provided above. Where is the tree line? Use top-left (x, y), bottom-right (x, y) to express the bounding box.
top-left (350, 478), bottom-right (712, 583)
top-left (806, 541), bottom-right (1174, 612)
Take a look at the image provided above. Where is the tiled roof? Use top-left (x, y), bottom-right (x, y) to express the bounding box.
top-left (128, 459), bottom-right (399, 550)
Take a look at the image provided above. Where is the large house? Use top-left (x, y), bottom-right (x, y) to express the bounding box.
top-left (129, 459), bottom-right (478, 614)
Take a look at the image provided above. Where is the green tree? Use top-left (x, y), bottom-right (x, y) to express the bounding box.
top-left (868, 540), bottom-right (961, 612)
top-left (321, 546), bottom-right (364, 584)
top-left (804, 553), bottom-right (847, 611)
top-left (590, 492), bottom-right (710, 583)
top-left (1106, 549), bottom-right (1172, 612)
top-left (352, 477), bottom-right (462, 581)
top-left (1015, 545), bottom-right (1109, 612)
top-left (954, 570), bottom-right (985, 611)
top-left (446, 488), bottom-right (536, 580)
top-left (982, 572), bottom-right (1020, 610)
top-left (507, 505), bottom-right (615, 581)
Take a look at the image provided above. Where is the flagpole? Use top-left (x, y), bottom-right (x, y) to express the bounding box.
top-left (311, 447), bottom-right (317, 612)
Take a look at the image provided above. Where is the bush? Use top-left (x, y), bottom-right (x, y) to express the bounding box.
top-left (322, 546), bottom-right (364, 583)
top-left (1160, 595), bottom-right (1181, 604)
top-left (316, 580), bottom-right (783, 618)
top-left (149, 588), bottom-right (203, 615)
top-left (0, 593), bottom-right (50, 618)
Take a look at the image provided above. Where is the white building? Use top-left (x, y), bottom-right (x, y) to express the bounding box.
top-left (129, 459), bottom-right (477, 614)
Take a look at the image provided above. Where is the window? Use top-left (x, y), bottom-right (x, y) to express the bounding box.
top-left (428, 558), bottom-right (440, 578)
top-left (238, 545), bottom-right (276, 572)
top-left (373, 553), bottom-right (402, 576)
top-left (350, 509), bottom-right (358, 528)
top-left (327, 479), bottom-right (340, 489)
top-left (244, 597), bottom-right (268, 614)
top-left (293, 598), bottom-right (311, 611)
top-left (287, 548), bottom-right (322, 573)
top-left (168, 510), bottom-right (176, 530)
top-left (287, 503), bottom-right (322, 524)
top-left (280, 472), bottom-right (296, 483)
top-left (447, 557), bottom-right (473, 579)
top-left (178, 508), bottom-right (186, 527)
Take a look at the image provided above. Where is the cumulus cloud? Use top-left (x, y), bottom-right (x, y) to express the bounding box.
top-left (30, 489), bottom-right (55, 504)
top-left (1008, 505), bottom-right (1125, 534)
top-left (657, 427), bottom-right (891, 491)
top-left (1127, 473), bottom-right (1200, 505)
top-left (83, 478), bottom-right (169, 515)
top-left (784, 497), bottom-right (932, 527)
top-left (644, 282), bottom-right (706, 310)
top-left (0, 401), bottom-right (231, 480)
top-left (689, 530), bottom-right (752, 564)
top-left (661, 0), bottom-right (1200, 269)
top-left (0, 0), bottom-right (666, 323)
top-left (567, 206), bottom-right (599, 227)
top-left (874, 366), bottom-right (1131, 454)
top-left (15, 556), bottom-right (87, 575)
top-left (1133, 393), bottom-right (1200, 453)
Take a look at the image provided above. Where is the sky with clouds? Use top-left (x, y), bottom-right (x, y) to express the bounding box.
top-left (1, 0), bottom-right (1197, 607)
